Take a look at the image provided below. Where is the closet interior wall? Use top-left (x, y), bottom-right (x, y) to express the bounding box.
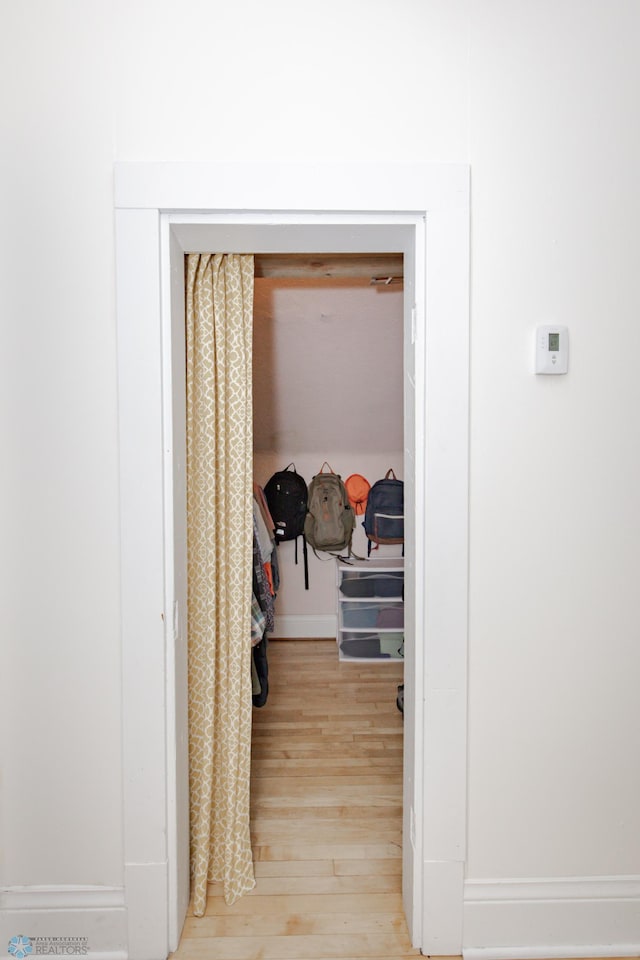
top-left (252, 259), bottom-right (405, 636)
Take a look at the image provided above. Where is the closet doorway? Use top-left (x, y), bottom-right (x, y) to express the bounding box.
top-left (169, 222), bottom-right (420, 942)
top-left (115, 161), bottom-right (469, 959)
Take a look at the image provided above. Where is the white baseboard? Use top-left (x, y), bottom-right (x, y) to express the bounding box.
top-left (0, 886), bottom-right (127, 960)
top-left (463, 875), bottom-right (640, 958)
top-left (464, 948), bottom-right (640, 960)
top-left (272, 614), bottom-right (335, 638)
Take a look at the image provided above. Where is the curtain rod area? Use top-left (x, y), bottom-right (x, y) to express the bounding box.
top-left (253, 252), bottom-right (404, 280)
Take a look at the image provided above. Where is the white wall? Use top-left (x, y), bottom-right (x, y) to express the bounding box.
top-left (1, 3), bottom-right (122, 890)
top-left (2, 0), bottom-right (640, 955)
top-left (467, 0), bottom-right (640, 883)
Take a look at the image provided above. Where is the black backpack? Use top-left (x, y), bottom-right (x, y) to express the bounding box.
top-left (264, 463), bottom-right (309, 589)
top-left (304, 462), bottom-right (357, 560)
top-left (363, 468), bottom-right (404, 556)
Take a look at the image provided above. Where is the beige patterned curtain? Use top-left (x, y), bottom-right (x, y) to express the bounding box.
top-left (185, 253), bottom-right (256, 915)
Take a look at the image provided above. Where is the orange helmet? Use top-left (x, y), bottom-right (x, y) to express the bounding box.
top-left (344, 474), bottom-right (371, 516)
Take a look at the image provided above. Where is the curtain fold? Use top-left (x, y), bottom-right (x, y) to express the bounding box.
top-left (185, 253), bottom-right (255, 915)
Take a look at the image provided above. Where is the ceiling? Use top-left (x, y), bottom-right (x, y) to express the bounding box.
top-left (252, 274), bottom-right (404, 455)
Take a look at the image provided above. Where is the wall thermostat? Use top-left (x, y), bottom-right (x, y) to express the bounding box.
top-left (535, 325), bottom-right (568, 374)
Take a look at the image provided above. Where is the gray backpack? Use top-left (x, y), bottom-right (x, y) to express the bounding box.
top-left (304, 462), bottom-right (357, 558)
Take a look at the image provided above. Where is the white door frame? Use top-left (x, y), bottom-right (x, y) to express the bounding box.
top-left (114, 162), bottom-right (469, 959)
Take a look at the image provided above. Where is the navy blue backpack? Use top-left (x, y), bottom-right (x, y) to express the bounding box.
top-left (363, 468), bottom-right (404, 556)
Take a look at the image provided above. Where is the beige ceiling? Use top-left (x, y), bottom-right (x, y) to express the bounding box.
top-left (253, 275), bottom-right (404, 455)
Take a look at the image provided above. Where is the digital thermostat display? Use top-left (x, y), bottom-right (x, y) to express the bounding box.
top-left (535, 324), bottom-right (569, 374)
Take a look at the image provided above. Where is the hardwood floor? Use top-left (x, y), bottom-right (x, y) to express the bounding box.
top-left (171, 640), bottom-right (625, 960)
top-left (176, 638), bottom-right (416, 959)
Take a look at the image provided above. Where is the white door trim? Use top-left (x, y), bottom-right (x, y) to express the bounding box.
top-left (114, 161), bottom-right (469, 958)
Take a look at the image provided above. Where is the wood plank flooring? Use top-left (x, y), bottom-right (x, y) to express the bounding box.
top-left (176, 638), bottom-right (416, 960)
top-left (171, 641), bottom-right (625, 960)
